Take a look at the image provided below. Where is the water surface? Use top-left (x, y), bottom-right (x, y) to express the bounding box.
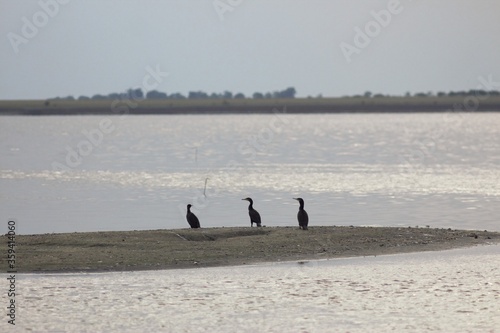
top-left (1, 113), bottom-right (499, 233)
top-left (6, 244), bottom-right (500, 332)
top-left (2, 113), bottom-right (499, 332)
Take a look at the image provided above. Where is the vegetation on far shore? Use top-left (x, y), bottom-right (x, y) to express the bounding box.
top-left (27, 87), bottom-right (500, 102)
top-left (2, 87), bottom-right (500, 114)
top-left (2, 95), bottom-right (500, 115)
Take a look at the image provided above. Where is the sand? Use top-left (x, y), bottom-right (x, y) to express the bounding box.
top-left (5, 226), bottom-right (499, 273)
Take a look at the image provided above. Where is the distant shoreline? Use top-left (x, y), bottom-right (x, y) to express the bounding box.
top-left (2, 96), bottom-right (500, 115)
top-left (6, 226), bottom-right (499, 273)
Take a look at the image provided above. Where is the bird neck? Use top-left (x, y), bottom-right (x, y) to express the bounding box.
top-left (248, 202), bottom-right (253, 210)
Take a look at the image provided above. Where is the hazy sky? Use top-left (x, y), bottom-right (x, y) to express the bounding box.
top-left (1, 0), bottom-right (500, 99)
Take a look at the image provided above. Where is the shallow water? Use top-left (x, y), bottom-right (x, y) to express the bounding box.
top-left (4, 244), bottom-right (499, 332)
top-left (1, 113), bottom-right (499, 233)
top-left (2, 113), bottom-right (499, 332)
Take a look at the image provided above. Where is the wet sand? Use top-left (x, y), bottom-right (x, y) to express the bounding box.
top-left (7, 226), bottom-right (499, 273)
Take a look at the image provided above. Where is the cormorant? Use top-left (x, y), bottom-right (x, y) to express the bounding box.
top-left (186, 204), bottom-right (200, 228)
top-left (242, 197), bottom-right (262, 227)
top-left (293, 198), bottom-right (308, 230)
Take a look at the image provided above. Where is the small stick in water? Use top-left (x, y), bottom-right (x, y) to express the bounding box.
top-left (203, 177), bottom-right (209, 197)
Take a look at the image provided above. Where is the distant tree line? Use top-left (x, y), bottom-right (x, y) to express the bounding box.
top-left (49, 87), bottom-right (500, 102)
top-left (351, 90), bottom-right (500, 99)
top-left (51, 87), bottom-right (297, 101)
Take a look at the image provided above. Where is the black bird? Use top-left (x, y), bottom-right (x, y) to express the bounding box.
top-left (186, 204), bottom-right (200, 228)
top-left (293, 198), bottom-right (309, 230)
top-left (242, 197), bottom-right (262, 227)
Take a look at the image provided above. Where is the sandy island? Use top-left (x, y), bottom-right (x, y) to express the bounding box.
top-left (4, 226), bottom-right (499, 273)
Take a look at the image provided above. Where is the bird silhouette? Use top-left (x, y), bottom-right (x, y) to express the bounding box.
top-left (186, 204), bottom-right (200, 228)
top-left (242, 197), bottom-right (262, 227)
top-left (293, 198), bottom-right (308, 230)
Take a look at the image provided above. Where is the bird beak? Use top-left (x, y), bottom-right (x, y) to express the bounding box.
top-left (293, 198), bottom-right (298, 200)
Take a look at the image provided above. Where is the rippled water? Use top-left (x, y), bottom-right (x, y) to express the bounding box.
top-left (1, 113), bottom-right (500, 233)
top-left (4, 244), bottom-right (499, 332)
top-left (2, 113), bottom-right (500, 332)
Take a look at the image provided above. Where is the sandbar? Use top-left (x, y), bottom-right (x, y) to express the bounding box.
top-left (5, 226), bottom-right (499, 273)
